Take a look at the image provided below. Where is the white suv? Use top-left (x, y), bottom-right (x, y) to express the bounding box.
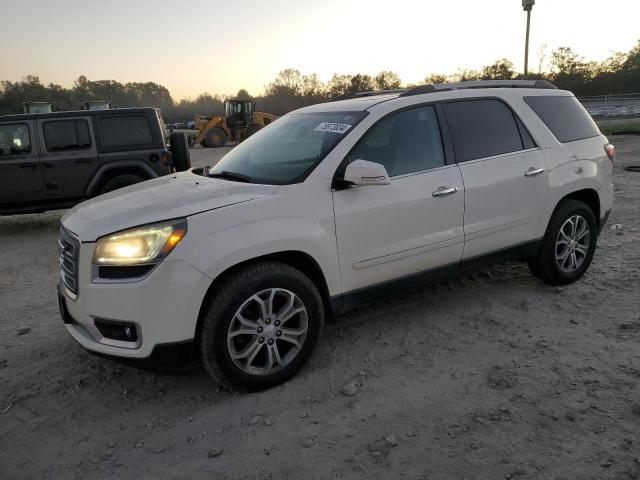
top-left (58, 80), bottom-right (614, 390)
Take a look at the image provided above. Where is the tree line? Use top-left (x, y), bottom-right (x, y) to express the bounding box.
top-left (1, 41), bottom-right (638, 120)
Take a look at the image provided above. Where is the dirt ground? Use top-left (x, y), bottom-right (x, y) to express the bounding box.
top-left (1, 138), bottom-right (639, 480)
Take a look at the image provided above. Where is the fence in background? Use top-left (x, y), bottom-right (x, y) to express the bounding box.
top-left (578, 93), bottom-right (640, 126)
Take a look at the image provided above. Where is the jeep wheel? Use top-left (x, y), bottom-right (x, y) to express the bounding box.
top-left (204, 127), bottom-right (227, 148)
top-left (170, 132), bottom-right (191, 171)
top-left (99, 174), bottom-right (145, 195)
top-left (199, 261), bottom-right (324, 391)
top-left (528, 199), bottom-right (598, 285)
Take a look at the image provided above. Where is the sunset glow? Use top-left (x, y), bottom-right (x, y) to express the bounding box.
top-left (1, 0), bottom-right (638, 99)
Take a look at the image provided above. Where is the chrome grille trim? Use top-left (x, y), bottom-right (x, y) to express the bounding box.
top-left (59, 227), bottom-right (80, 295)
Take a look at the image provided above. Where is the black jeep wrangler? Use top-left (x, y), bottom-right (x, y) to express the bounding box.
top-left (0, 107), bottom-right (190, 215)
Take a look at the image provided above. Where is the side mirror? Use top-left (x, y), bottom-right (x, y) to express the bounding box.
top-left (342, 159), bottom-right (390, 187)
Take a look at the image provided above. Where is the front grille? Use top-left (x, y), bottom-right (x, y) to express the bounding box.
top-left (59, 227), bottom-right (80, 295)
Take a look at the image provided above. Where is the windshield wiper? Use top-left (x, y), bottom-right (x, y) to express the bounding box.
top-left (207, 170), bottom-right (254, 183)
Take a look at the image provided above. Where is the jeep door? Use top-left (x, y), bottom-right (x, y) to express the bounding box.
top-left (36, 117), bottom-right (98, 198)
top-left (0, 120), bottom-right (43, 203)
top-left (332, 104), bottom-right (465, 296)
top-left (442, 99), bottom-right (548, 259)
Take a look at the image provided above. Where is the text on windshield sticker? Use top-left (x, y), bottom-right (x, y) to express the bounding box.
top-left (314, 122), bottom-right (352, 134)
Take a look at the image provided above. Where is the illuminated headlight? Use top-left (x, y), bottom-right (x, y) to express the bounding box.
top-left (93, 219), bottom-right (187, 266)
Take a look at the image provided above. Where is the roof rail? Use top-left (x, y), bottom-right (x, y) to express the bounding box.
top-left (328, 89), bottom-right (407, 102)
top-left (400, 79), bottom-right (557, 97)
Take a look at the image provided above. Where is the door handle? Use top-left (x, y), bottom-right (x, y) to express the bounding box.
top-left (432, 186), bottom-right (458, 197)
top-left (524, 167), bottom-right (545, 177)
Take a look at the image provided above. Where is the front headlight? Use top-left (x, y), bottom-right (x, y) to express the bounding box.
top-left (93, 219), bottom-right (187, 266)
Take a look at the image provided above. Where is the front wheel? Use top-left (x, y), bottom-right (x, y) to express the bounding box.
top-left (199, 261), bottom-right (324, 390)
top-left (528, 199), bottom-right (598, 285)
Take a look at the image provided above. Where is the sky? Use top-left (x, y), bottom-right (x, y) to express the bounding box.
top-left (0, 0), bottom-right (638, 100)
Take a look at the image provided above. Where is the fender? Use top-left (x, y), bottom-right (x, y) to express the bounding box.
top-left (186, 217), bottom-right (338, 294)
top-left (85, 161), bottom-right (158, 196)
top-left (540, 157), bottom-right (604, 235)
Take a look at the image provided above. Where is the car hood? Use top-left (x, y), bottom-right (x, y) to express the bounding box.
top-left (62, 170), bottom-right (278, 241)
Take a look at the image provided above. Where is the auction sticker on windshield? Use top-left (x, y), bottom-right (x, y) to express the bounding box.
top-left (314, 122), bottom-right (352, 134)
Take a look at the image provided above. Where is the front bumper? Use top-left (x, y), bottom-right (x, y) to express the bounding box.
top-left (59, 240), bottom-right (212, 359)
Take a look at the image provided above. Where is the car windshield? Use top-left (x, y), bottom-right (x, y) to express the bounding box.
top-left (208, 111), bottom-right (367, 184)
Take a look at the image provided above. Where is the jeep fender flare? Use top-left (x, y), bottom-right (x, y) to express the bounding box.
top-left (86, 161), bottom-right (158, 197)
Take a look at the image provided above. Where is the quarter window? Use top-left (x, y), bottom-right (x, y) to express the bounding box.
top-left (44, 120), bottom-right (91, 152)
top-left (443, 99), bottom-right (525, 162)
top-left (99, 116), bottom-right (153, 147)
top-left (349, 105), bottom-right (445, 177)
top-left (0, 123), bottom-right (31, 156)
top-left (524, 95), bottom-right (600, 143)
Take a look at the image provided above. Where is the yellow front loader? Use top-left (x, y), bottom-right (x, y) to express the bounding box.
top-left (194, 99), bottom-right (276, 148)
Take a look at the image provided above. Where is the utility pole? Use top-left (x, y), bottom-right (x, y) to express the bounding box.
top-left (522, 0), bottom-right (535, 77)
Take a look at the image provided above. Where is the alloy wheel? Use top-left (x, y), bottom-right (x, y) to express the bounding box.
top-left (555, 214), bottom-right (590, 273)
top-left (226, 288), bottom-right (308, 375)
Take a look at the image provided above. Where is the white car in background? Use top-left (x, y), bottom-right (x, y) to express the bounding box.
top-left (58, 80), bottom-right (614, 390)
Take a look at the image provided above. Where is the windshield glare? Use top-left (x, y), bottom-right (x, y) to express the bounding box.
top-left (209, 111), bottom-right (367, 184)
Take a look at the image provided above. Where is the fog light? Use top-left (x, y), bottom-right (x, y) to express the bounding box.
top-left (94, 320), bottom-right (138, 342)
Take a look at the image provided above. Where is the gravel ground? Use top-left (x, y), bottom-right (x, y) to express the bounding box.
top-left (1, 137), bottom-right (639, 480)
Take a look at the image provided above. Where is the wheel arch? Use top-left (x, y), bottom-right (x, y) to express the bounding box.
top-left (555, 188), bottom-right (601, 228)
top-left (194, 250), bottom-right (333, 345)
top-left (86, 161), bottom-right (157, 196)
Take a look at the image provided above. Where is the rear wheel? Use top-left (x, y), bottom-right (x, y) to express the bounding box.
top-left (528, 199), bottom-right (598, 285)
top-left (199, 261), bottom-right (324, 391)
top-left (204, 127), bottom-right (227, 148)
top-left (99, 174), bottom-right (145, 195)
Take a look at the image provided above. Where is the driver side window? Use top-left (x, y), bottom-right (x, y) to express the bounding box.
top-left (0, 123), bottom-right (32, 156)
top-left (349, 105), bottom-right (445, 177)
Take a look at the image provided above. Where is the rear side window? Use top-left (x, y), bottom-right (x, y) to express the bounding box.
top-left (524, 96), bottom-right (600, 143)
top-left (44, 120), bottom-right (91, 152)
top-left (0, 123), bottom-right (31, 155)
top-left (99, 115), bottom-right (153, 147)
top-left (349, 105), bottom-right (445, 176)
top-left (516, 117), bottom-right (536, 149)
top-left (443, 99), bottom-right (525, 162)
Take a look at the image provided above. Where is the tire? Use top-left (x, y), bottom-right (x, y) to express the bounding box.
top-left (527, 199), bottom-right (598, 285)
top-left (170, 132), bottom-right (191, 171)
top-left (246, 123), bottom-right (263, 138)
top-left (99, 174), bottom-right (145, 195)
top-left (204, 127), bottom-right (227, 148)
top-left (199, 261), bottom-right (324, 391)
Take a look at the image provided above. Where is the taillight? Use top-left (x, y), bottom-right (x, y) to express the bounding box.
top-left (605, 143), bottom-right (615, 161)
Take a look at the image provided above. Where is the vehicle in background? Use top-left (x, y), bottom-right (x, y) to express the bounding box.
top-left (194, 99), bottom-right (276, 148)
top-left (23, 101), bottom-right (60, 114)
top-left (81, 101), bottom-right (117, 111)
top-left (0, 107), bottom-right (191, 215)
top-left (57, 80), bottom-right (614, 390)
